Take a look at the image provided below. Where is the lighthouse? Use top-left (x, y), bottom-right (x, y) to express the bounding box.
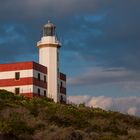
top-left (0, 20), bottom-right (66, 103)
top-left (37, 21), bottom-right (62, 102)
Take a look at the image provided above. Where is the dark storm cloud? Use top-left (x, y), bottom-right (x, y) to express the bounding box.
top-left (0, 0), bottom-right (140, 70)
top-left (62, 0), bottom-right (140, 70)
top-left (0, 0), bottom-right (112, 62)
top-left (0, 23), bottom-right (38, 62)
top-left (0, 0), bottom-right (111, 21)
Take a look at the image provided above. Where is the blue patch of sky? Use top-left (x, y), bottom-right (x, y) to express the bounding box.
top-left (0, 24), bottom-right (27, 44)
top-left (4, 24), bottom-right (15, 33)
top-left (68, 83), bottom-right (140, 97)
top-left (84, 14), bottom-right (106, 23)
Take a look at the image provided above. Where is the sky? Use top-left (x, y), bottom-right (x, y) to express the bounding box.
top-left (0, 0), bottom-right (140, 116)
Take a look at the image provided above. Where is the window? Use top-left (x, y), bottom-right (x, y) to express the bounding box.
top-left (38, 88), bottom-right (40, 96)
top-left (15, 72), bottom-right (20, 80)
top-left (38, 73), bottom-right (40, 81)
top-left (44, 28), bottom-right (54, 36)
top-left (44, 75), bottom-right (46, 83)
top-left (60, 82), bottom-right (63, 88)
top-left (44, 90), bottom-right (46, 97)
top-left (15, 88), bottom-right (20, 95)
top-left (60, 95), bottom-right (63, 103)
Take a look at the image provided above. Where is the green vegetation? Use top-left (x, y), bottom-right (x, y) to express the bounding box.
top-left (0, 90), bottom-right (140, 140)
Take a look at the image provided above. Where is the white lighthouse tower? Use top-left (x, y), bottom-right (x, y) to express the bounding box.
top-left (37, 21), bottom-right (61, 102)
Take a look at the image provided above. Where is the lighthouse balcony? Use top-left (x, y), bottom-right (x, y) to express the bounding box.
top-left (37, 36), bottom-right (61, 47)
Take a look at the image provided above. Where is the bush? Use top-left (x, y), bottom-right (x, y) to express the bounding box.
top-left (79, 103), bottom-right (86, 108)
top-left (0, 120), bottom-right (34, 136)
top-left (0, 91), bottom-right (140, 139)
top-left (0, 90), bottom-right (15, 100)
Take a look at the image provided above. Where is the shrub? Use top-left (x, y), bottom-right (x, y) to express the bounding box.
top-left (79, 103), bottom-right (86, 108)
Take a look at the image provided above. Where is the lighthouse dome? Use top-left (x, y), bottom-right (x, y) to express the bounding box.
top-left (43, 20), bottom-right (56, 36)
top-left (44, 20), bottom-right (55, 28)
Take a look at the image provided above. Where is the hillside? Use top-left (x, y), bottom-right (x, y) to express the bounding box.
top-left (0, 90), bottom-right (140, 140)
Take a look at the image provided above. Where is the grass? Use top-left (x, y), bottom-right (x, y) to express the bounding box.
top-left (0, 90), bottom-right (140, 140)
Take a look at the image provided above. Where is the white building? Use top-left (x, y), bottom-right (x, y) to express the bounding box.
top-left (0, 21), bottom-right (67, 103)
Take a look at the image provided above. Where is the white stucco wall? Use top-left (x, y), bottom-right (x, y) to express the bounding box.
top-left (0, 85), bottom-right (33, 94)
top-left (0, 69), bottom-right (33, 79)
top-left (33, 85), bottom-right (47, 96)
top-left (0, 68), bottom-right (47, 96)
top-left (38, 36), bottom-right (59, 102)
top-left (0, 69), bottom-right (47, 81)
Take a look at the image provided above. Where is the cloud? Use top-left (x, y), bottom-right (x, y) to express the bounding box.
top-left (0, 0), bottom-right (111, 20)
top-left (68, 96), bottom-right (140, 116)
top-left (67, 67), bottom-right (140, 97)
top-left (0, 24), bottom-right (38, 63)
top-left (68, 67), bottom-right (140, 87)
top-left (127, 107), bottom-right (137, 116)
top-left (0, 0), bottom-right (140, 71)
